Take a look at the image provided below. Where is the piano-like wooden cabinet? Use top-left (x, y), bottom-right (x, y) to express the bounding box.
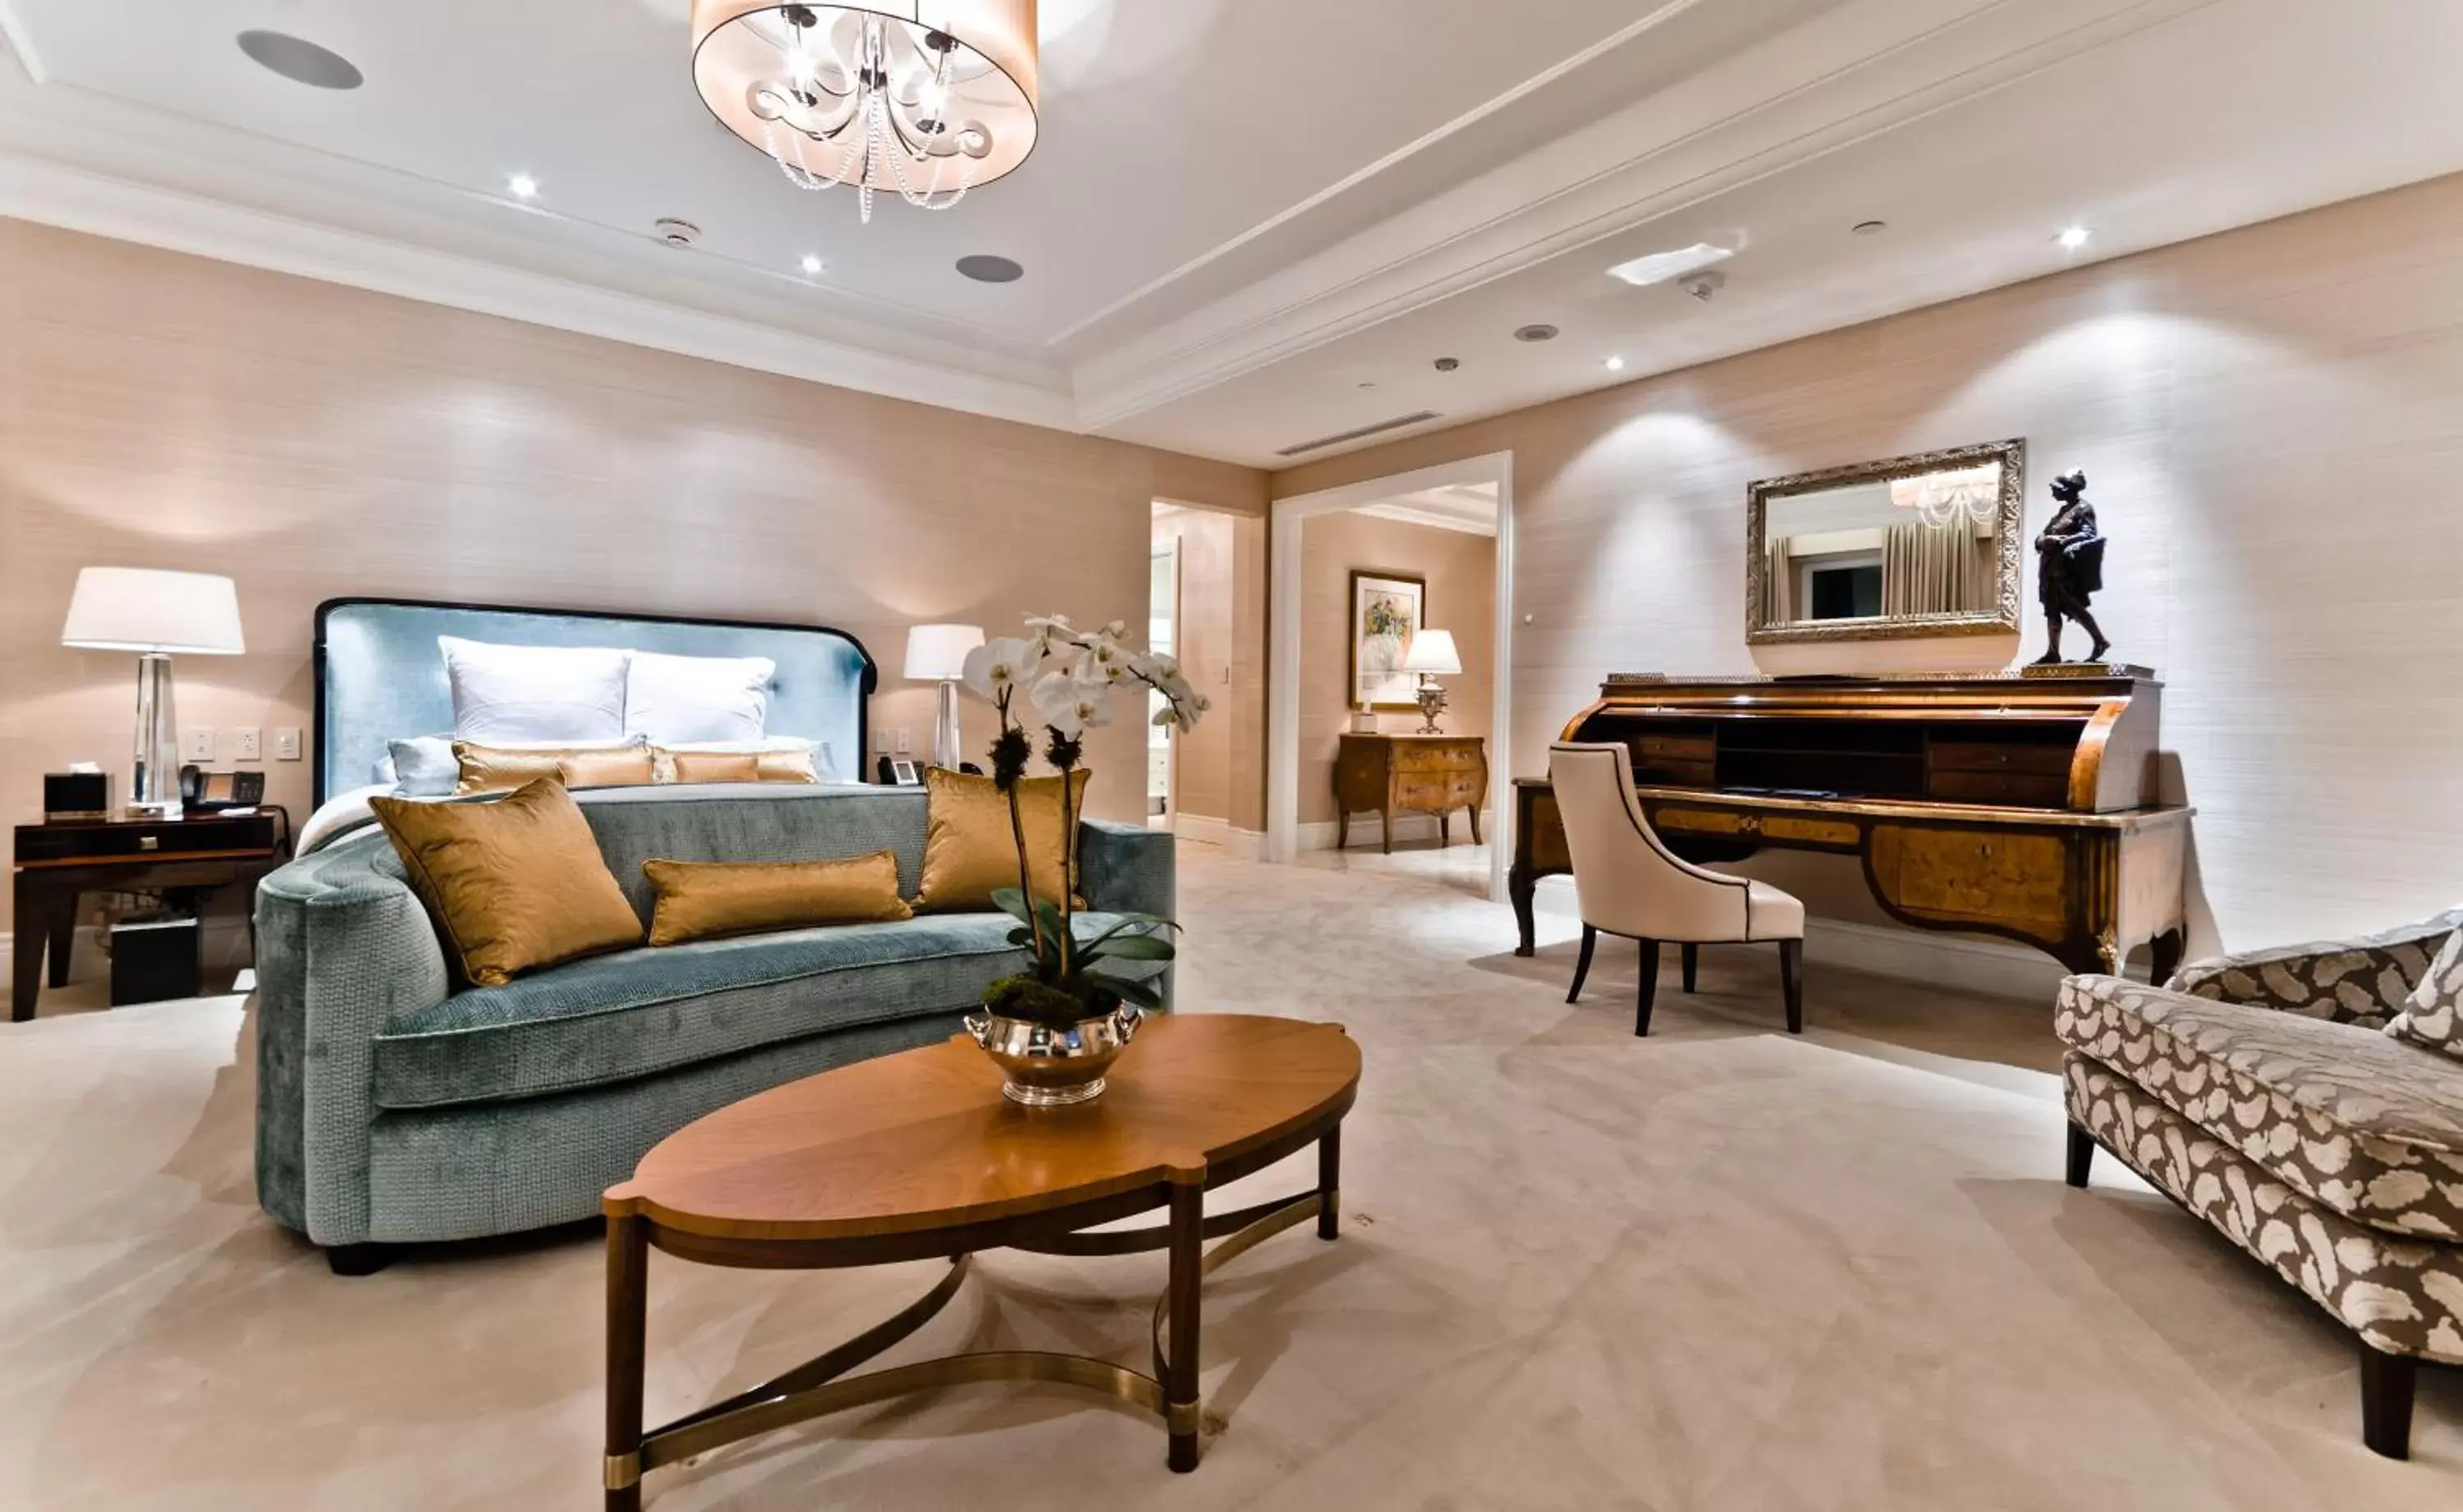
top-left (1510, 670), bottom-right (2192, 977)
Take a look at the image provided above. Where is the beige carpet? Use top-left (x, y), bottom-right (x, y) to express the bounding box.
top-left (1, 845), bottom-right (2456, 1510)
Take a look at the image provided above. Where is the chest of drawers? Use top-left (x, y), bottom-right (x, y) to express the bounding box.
top-left (1332, 733), bottom-right (1489, 853)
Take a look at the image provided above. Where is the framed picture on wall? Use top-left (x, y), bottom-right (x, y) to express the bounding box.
top-left (1348, 569), bottom-right (1427, 712)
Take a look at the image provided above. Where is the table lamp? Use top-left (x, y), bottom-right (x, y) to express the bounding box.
top-left (1397, 628), bottom-right (1462, 734)
top-left (61, 567), bottom-right (245, 818)
top-left (903, 624), bottom-right (984, 771)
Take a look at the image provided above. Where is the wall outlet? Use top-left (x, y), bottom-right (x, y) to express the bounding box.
top-left (273, 727), bottom-right (303, 761)
top-left (233, 726), bottom-right (262, 762)
top-left (183, 727), bottom-right (215, 762)
top-left (893, 727), bottom-right (911, 754)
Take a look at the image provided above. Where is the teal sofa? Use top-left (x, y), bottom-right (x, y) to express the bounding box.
top-left (253, 785), bottom-right (1172, 1272)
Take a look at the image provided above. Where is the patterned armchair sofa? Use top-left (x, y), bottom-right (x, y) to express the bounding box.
top-left (2056, 907), bottom-right (2463, 1459)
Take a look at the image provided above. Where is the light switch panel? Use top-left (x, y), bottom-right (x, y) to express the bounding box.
top-left (183, 727), bottom-right (215, 762)
top-left (273, 727), bottom-right (303, 761)
top-left (894, 727), bottom-right (911, 754)
top-left (233, 726), bottom-right (263, 761)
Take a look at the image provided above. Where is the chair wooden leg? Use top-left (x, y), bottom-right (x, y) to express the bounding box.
top-left (1681, 943), bottom-right (1698, 993)
top-left (2065, 1121), bottom-right (2095, 1189)
top-left (1635, 939), bottom-right (1660, 1037)
top-left (2360, 1342), bottom-right (2415, 1459)
top-left (1778, 939), bottom-right (1804, 1034)
top-left (1567, 924), bottom-right (1597, 1004)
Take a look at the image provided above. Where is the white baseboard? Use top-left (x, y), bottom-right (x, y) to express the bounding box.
top-left (1171, 813), bottom-right (1264, 861)
top-left (1299, 810), bottom-right (1492, 852)
top-left (1527, 882), bottom-right (2064, 999)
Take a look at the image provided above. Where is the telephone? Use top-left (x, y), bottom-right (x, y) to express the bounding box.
top-left (178, 766), bottom-right (266, 811)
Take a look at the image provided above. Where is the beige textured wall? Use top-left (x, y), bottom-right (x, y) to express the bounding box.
top-left (1275, 173), bottom-right (2463, 955)
top-left (0, 218), bottom-right (1264, 934)
top-left (1297, 514), bottom-right (1495, 829)
top-left (1149, 504), bottom-right (1267, 829)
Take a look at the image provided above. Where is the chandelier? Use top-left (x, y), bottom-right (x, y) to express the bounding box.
top-left (690, 2), bottom-right (1039, 224)
top-left (1891, 464), bottom-right (2003, 530)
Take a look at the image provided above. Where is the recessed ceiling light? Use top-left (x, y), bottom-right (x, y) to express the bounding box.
top-left (956, 254), bottom-right (1024, 283)
top-left (1851, 219), bottom-right (1887, 236)
top-left (2056, 225), bottom-right (2092, 250)
top-left (507, 173), bottom-right (539, 200)
top-left (1513, 324), bottom-right (1559, 344)
top-left (1607, 242), bottom-right (1734, 287)
top-left (800, 253), bottom-right (824, 275)
top-left (1603, 356), bottom-right (1626, 372)
top-left (236, 30), bottom-right (363, 90)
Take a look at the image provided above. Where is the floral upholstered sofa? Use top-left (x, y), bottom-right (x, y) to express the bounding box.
top-left (2056, 906), bottom-right (2463, 1459)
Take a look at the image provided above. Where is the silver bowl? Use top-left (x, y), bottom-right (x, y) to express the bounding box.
top-left (964, 1004), bottom-right (1143, 1106)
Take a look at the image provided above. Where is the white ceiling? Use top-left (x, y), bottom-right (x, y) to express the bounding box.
top-left (2, 0), bottom-right (2458, 466)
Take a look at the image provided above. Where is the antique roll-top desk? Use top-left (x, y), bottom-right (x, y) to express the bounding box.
top-left (1510, 671), bottom-right (2193, 978)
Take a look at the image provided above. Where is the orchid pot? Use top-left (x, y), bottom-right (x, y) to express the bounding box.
top-left (954, 613), bottom-right (1210, 1107)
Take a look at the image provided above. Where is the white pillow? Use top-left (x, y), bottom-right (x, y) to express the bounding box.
top-left (385, 734), bottom-right (460, 796)
top-left (625, 651), bottom-right (775, 744)
top-left (438, 636), bottom-right (628, 745)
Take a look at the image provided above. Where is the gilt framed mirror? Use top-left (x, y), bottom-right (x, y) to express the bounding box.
top-left (1745, 438), bottom-right (2025, 644)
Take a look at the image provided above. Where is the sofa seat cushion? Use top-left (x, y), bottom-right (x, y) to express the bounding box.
top-left (372, 912), bottom-right (1158, 1111)
top-left (2057, 975), bottom-right (2463, 1241)
top-left (2064, 1055), bottom-right (2463, 1365)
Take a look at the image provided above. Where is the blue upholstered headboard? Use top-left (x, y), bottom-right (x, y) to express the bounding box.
top-left (313, 598), bottom-right (876, 804)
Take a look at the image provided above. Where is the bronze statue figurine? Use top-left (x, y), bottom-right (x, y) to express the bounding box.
top-left (2034, 470), bottom-right (2109, 664)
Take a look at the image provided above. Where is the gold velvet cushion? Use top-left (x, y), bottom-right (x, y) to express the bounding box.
top-left (642, 852), bottom-right (913, 946)
top-left (651, 743), bottom-right (820, 784)
top-left (453, 740), bottom-right (655, 795)
top-left (368, 778), bottom-right (644, 987)
top-left (915, 766), bottom-right (1089, 913)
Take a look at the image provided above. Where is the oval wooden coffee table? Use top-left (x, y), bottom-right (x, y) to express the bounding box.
top-left (599, 1012), bottom-right (1360, 1509)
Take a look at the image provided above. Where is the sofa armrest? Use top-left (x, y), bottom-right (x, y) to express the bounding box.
top-left (254, 836), bottom-right (452, 1246)
top-left (1077, 819), bottom-right (1173, 920)
top-left (2168, 906), bottom-right (2462, 1025)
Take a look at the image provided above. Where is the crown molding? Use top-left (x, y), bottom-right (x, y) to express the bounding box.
top-left (1069, 0), bottom-right (2216, 432)
top-left (1351, 500), bottom-right (1498, 538)
top-left (0, 150), bottom-right (1081, 431)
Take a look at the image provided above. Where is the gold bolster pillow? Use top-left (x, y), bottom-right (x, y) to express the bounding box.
top-left (453, 740), bottom-right (655, 795)
top-left (914, 766), bottom-right (1087, 913)
top-left (643, 852), bottom-right (913, 946)
top-left (369, 778), bottom-right (644, 987)
top-left (652, 745), bottom-right (821, 784)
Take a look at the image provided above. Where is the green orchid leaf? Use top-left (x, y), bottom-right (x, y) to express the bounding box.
top-left (1094, 933), bottom-right (1175, 961)
top-left (1093, 972), bottom-right (1164, 1010)
top-left (989, 888), bottom-right (1034, 926)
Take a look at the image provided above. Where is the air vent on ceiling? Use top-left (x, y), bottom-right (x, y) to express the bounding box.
top-left (1274, 410), bottom-right (1442, 458)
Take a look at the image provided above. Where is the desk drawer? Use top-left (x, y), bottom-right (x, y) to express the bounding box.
top-left (1928, 741), bottom-right (2075, 776)
top-left (1634, 735), bottom-right (1715, 763)
top-left (1928, 769), bottom-right (2069, 808)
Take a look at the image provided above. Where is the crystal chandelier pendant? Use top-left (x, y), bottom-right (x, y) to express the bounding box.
top-left (691, 2), bottom-right (1039, 224)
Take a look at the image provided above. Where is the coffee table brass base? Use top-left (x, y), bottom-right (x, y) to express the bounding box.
top-left (607, 1186), bottom-right (1331, 1504)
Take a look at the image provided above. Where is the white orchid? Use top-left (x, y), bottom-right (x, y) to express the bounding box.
top-left (1029, 667), bottom-right (1116, 737)
top-left (960, 637), bottom-right (1037, 703)
top-left (1022, 613), bottom-right (1076, 657)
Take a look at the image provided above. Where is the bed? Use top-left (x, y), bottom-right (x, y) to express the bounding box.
top-left (303, 597), bottom-right (878, 848)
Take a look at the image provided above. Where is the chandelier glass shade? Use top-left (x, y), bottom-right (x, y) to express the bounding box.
top-left (1890, 462), bottom-right (2004, 530)
top-left (690, 1), bottom-right (1039, 223)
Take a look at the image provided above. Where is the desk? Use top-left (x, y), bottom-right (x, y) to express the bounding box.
top-left (11, 811), bottom-right (285, 1019)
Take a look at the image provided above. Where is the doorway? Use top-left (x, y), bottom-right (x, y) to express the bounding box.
top-left (1148, 533), bottom-right (1177, 825)
top-left (1267, 451), bottom-right (1516, 901)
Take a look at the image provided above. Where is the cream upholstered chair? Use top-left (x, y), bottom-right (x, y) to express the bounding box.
top-left (1548, 741), bottom-right (1807, 1036)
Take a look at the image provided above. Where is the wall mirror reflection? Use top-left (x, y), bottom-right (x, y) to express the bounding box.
top-left (1745, 438), bottom-right (2025, 644)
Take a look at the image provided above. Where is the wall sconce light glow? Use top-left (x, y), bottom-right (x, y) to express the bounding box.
top-left (1603, 356), bottom-right (1626, 372)
top-left (506, 172), bottom-right (539, 199)
top-left (2056, 225), bottom-right (2092, 250)
top-left (800, 253), bottom-right (823, 275)
top-left (1607, 242), bottom-right (1734, 288)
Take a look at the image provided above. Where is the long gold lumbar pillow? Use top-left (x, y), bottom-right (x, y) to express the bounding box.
top-left (643, 851), bottom-right (912, 946)
top-left (453, 740), bottom-right (655, 795)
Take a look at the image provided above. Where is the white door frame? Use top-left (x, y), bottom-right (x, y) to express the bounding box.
top-left (1266, 451), bottom-right (1516, 901)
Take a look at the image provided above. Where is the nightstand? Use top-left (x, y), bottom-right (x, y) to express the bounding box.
top-left (11, 810), bottom-right (286, 1019)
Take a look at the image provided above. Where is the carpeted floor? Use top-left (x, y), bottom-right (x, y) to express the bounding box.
top-left (1, 845), bottom-right (2455, 1510)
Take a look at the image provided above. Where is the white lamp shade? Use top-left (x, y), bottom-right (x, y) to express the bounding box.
top-left (61, 568), bottom-right (245, 654)
top-left (904, 623), bottom-right (985, 680)
top-left (1398, 628), bottom-right (1461, 676)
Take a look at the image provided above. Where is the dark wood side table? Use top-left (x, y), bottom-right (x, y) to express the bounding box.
top-left (11, 810), bottom-right (286, 1020)
top-left (1332, 732), bottom-right (1488, 854)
